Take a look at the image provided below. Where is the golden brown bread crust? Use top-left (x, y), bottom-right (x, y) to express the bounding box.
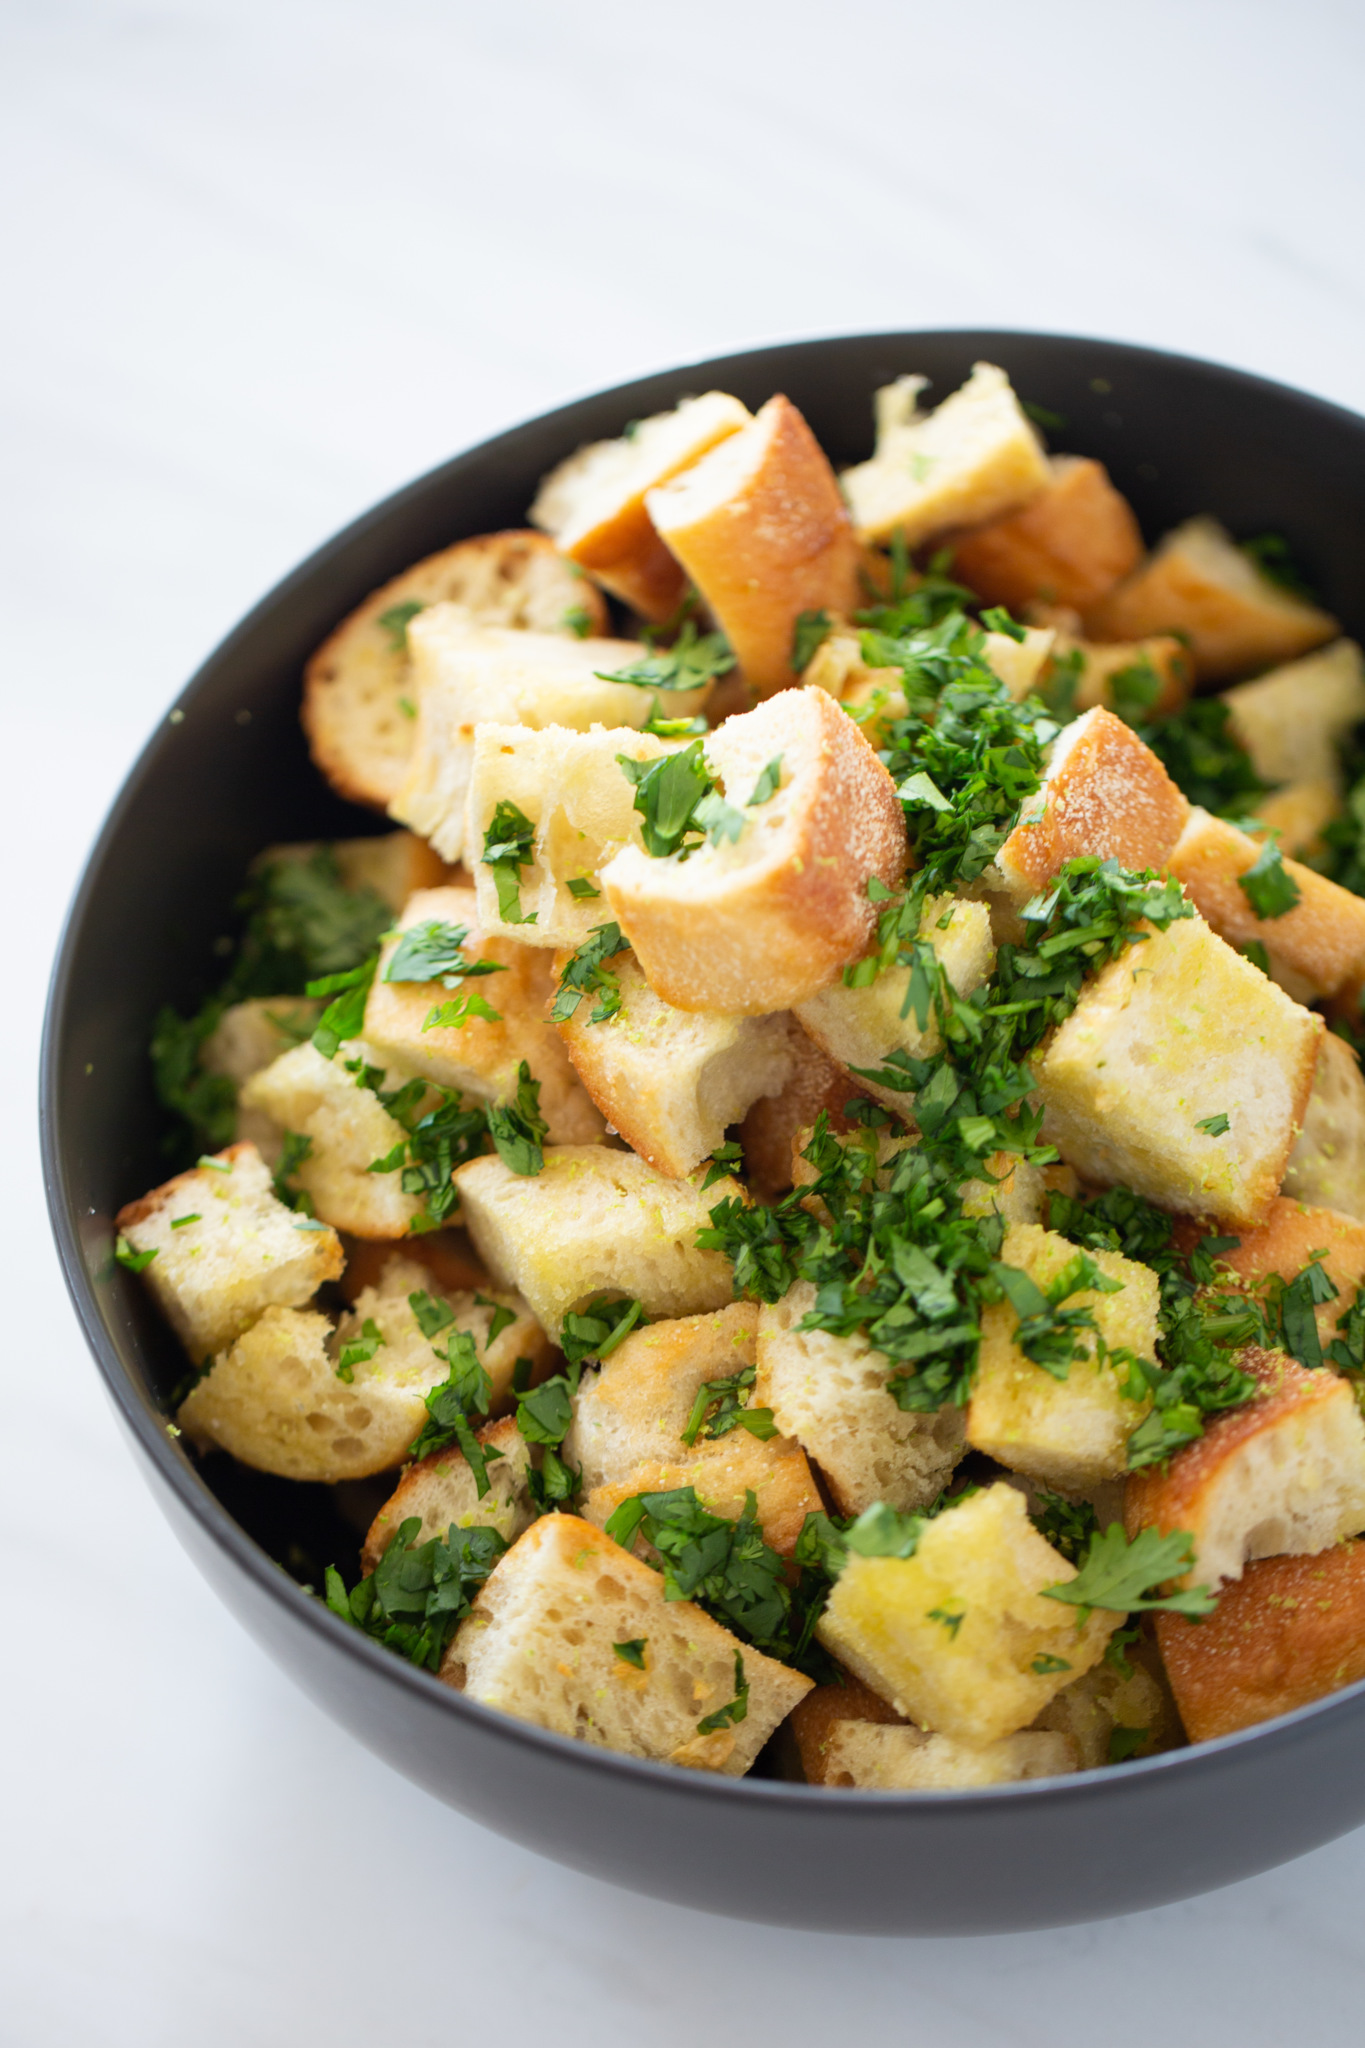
top-left (786, 1670), bottom-right (905, 1782)
top-left (359, 1416), bottom-right (528, 1574)
top-left (740, 1019), bottom-right (869, 1199)
top-left (583, 1437), bottom-right (824, 1559)
top-left (951, 456), bottom-right (1143, 614)
top-left (996, 707), bottom-right (1190, 899)
top-left (1168, 808), bottom-right (1365, 1002)
top-left (338, 1227), bottom-right (487, 1305)
top-left (1172, 1198), bottom-right (1365, 1349)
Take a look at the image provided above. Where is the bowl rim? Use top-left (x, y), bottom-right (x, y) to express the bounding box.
top-left (41, 322), bottom-right (1365, 1813)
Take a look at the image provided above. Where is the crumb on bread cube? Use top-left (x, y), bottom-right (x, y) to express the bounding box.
top-left (239, 1040), bottom-right (426, 1237)
top-left (994, 707), bottom-right (1190, 903)
top-left (950, 453), bottom-right (1143, 614)
top-left (1222, 639), bottom-right (1365, 789)
top-left (1283, 1032), bottom-right (1365, 1223)
top-left (361, 1416), bottom-right (534, 1570)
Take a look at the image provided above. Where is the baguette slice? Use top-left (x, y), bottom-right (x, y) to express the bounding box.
top-left (950, 454), bottom-right (1143, 613)
top-left (240, 1040), bottom-right (425, 1238)
top-left (1042, 628), bottom-right (1191, 721)
top-left (1283, 1031), bottom-right (1365, 1222)
top-left (1221, 639), bottom-right (1365, 789)
top-left (994, 707), bottom-right (1190, 903)
top-left (361, 1416), bottom-right (535, 1570)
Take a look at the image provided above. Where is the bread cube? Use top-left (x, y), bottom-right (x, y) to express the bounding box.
top-left (950, 454), bottom-right (1143, 613)
top-left (453, 1146), bottom-right (737, 1337)
top-left (979, 625), bottom-right (1057, 704)
top-left (442, 1513), bottom-right (812, 1775)
top-left (994, 708), bottom-right (1190, 902)
top-left (1187, 1197), bottom-right (1365, 1354)
top-left (1030, 1647), bottom-right (1172, 1766)
top-left (1251, 781), bottom-right (1341, 860)
top-left (582, 1436), bottom-right (823, 1562)
top-left (1155, 1543), bottom-right (1365, 1742)
top-left (258, 830), bottom-right (451, 910)
top-left (739, 1020), bottom-right (870, 1199)
top-left (1125, 1345), bottom-right (1365, 1588)
top-left (755, 1281), bottom-right (965, 1516)
top-left (466, 722), bottom-right (679, 949)
top-left (303, 530), bottom-right (606, 809)
top-left (825, 1721), bottom-right (1078, 1789)
top-left (116, 1143), bottom-right (343, 1359)
top-left (556, 945), bottom-right (795, 1177)
top-left (603, 687), bottom-right (906, 1015)
top-left (360, 885), bottom-right (604, 1144)
top-left (339, 1227), bottom-right (485, 1304)
top-left (389, 610), bottom-right (713, 861)
top-left (1083, 517), bottom-right (1338, 683)
top-left (967, 1223), bottom-right (1159, 1491)
top-left (337, 1249), bottom-right (550, 1412)
top-left (795, 894), bottom-right (994, 1113)
top-left (361, 1417), bottom-right (535, 1570)
top-left (199, 997), bottom-right (322, 1164)
top-left (1222, 639), bottom-right (1365, 788)
top-left (240, 1041), bottom-right (425, 1237)
top-left (645, 395), bottom-right (862, 697)
top-left (1283, 1031), bottom-right (1365, 1222)
top-left (840, 362), bottom-right (1050, 549)
top-left (1048, 631), bottom-right (1192, 720)
top-left (1035, 912), bottom-right (1321, 1229)
top-left (530, 391), bottom-right (752, 620)
top-left (817, 1482), bottom-right (1114, 1744)
top-left (1168, 807), bottom-right (1365, 1004)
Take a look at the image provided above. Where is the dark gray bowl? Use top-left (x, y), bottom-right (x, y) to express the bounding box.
top-left (41, 331), bottom-right (1365, 1934)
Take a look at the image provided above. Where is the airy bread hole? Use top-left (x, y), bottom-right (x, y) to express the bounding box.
top-left (596, 1576), bottom-right (624, 1600)
top-left (332, 1436), bottom-right (366, 1459)
top-left (305, 1412), bottom-right (331, 1434)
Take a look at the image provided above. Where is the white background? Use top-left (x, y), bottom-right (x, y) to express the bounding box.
top-left (6, 2), bottom-right (1365, 2041)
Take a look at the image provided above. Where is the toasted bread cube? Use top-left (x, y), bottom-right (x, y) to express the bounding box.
top-left (1186, 1197), bottom-right (1365, 1352)
top-left (1125, 1346), bottom-right (1365, 1588)
top-left (441, 1513), bottom-right (812, 1774)
top-left (967, 1223), bottom-right (1159, 1490)
top-left (1168, 807), bottom-right (1365, 1004)
top-left (1284, 1032), bottom-right (1365, 1222)
top-left (784, 1666), bottom-right (904, 1781)
top-left (1083, 517), bottom-right (1338, 683)
top-left (1156, 1543), bottom-right (1365, 1742)
top-left (453, 1147), bottom-right (737, 1337)
top-left (389, 610), bottom-right (713, 862)
top-left (199, 997), bottom-right (322, 1164)
top-left (950, 454), bottom-right (1143, 613)
top-left (361, 885), bottom-right (604, 1144)
top-left (466, 723), bottom-right (679, 950)
top-left (530, 391), bottom-right (752, 620)
top-left (1251, 781), bottom-right (1341, 860)
top-left (239, 1041), bottom-right (425, 1238)
top-left (603, 687), bottom-right (906, 1015)
top-left (555, 945), bottom-right (795, 1177)
top-left (645, 395), bottom-right (862, 697)
top-left (739, 1020), bottom-right (869, 1199)
top-left (116, 1143), bottom-right (343, 1359)
top-left (995, 708), bottom-right (1190, 902)
top-left (1049, 632), bottom-right (1192, 720)
top-left (337, 1249), bottom-right (551, 1412)
top-left (1030, 1647), bottom-right (1172, 1766)
top-left (840, 362), bottom-right (1049, 549)
top-left (302, 531), bottom-right (607, 809)
top-left (817, 1483), bottom-right (1114, 1744)
top-left (338, 1227), bottom-right (485, 1303)
top-left (755, 1281), bottom-right (965, 1516)
top-left (360, 1417), bottom-right (535, 1571)
top-left (258, 830), bottom-right (452, 910)
top-left (582, 1437), bottom-right (823, 1562)
top-left (979, 625), bottom-right (1057, 703)
top-left (821, 1721), bottom-right (1077, 1788)
top-left (960, 1154), bottom-right (1077, 1227)
top-left (795, 894), bottom-right (994, 1113)
top-left (1036, 913), bottom-right (1322, 1229)
top-left (1222, 640), bottom-right (1365, 788)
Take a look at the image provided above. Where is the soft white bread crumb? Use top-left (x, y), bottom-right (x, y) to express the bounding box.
top-left (361, 1416), bottom-right (534, 1571)
top-left (816, 1482), bottom-right (1114, 1745)
top-left (556, 944), bottom-right (795, 1177)
top-left (645, 395), bottom-right (862, 697)
top-left (1035, 913), bottom-right (1322, 1229)
top-left (336, 1249), bottom-right (551, 1412)
top-left (739, 1019), bottom-right (869, 1199)
top-left (1083, 516), bottom-right (1338, 683)
top-left (530, 391), bottom-right (752, 620)
top-left (950, 453), bottom-right (1143, 614)
top-left (116, 1143), bottom-right (343, 1360)
top-left (441, 1513), bottom-right (812, 1775)
top-left (979, 625), bottom-right (1057, 703)
top-left (840, 362), bottom-right (1049, 548)
top-left (388, 609), bottom-right (713, 862)
top-left (302, 531), bottom-right (606, 809)
top-left (1045, 630), bottom-right (1192, 720)
top-left (240, 1040), bottom-right (426, 1237)
top-left (755, 1281), bottom-right (965, 1516)
top-left (200, 998), bottom-right (322, 1164)
top-left (1221, 639), bottom-right (1365, 789)
top-left (453, 1147), bottom-right (737, 1337)
top-left (1029, 1650), bottom-right (1171, 1767)
top-left (1126, 1346), bottom-right (1365, 1588)
top-left (818, 1720), bottom-right (1078, 1789)
top-left (1283, 1031), bottom-right (1365, 1221)
top-left (995, 707), bottom-right (1190, 903)
top-left (966, 1223), bottom-right (1159, 1491)
top-left (1187, 1197), bottom-right (1365, 1352)
top-left (258, 830), bottom-right (452, 911)
top-left (361, 885), bottom-right (604, 1144)
top-left (603, 686), bottom-right (906, 1015)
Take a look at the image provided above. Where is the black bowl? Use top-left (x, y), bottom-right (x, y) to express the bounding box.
top-left (42, 331), bottom-right (1365, 1935)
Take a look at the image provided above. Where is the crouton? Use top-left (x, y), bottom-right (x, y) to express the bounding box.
top-left (441, 1513), bottom-right (812, 1775)
top-left (960, 1155), bottom-right (1077, 1228)
top-left (1046, 632), bottom-right (1192, 721)
top-left (1029, 1647), bottom-right (1172, 1766)
top-left (1222, 640), bottom-right (1365, 789)
top-left (1180, 1197), bottom-right (1365, 1353)
top-left (950, 454), bottom-right (1144, 614)
top-left (840, 363), bottom-right (1048, 550)
top-left (302, 531), bottom-right (607, 808)
top-left (1250, 781), bottom-right (1341, 860)
top-left (453, 1147), bottom-right (737, 1337)
top-left (239, 1041), bottom-right (425, 1237)
top-left (582, 1437), bottom-right (823, 1562)
top-left (966, 1223), bottom-right (1159, 1491)
top-left (1283, 1032), bottom-right (1365, 1223)
top-left (1083, 517), bottom-right (1338, 683)
top-left (258, 830), bottom-right (452, 910)
top-left (338, 1226), bottom-right (485, 1303)
top-left (1155, 1543), bottom-right (1365, 1742)
top-left (466, 723), bottom-right (679, 950)
top-left (739, 1020), bottom-right (869, 1199)
top-left (602, 687), bottom-right (906, 1015)
top-left (360, 1416), bottom-right (535, 1570)
top-left (645, 396), bottom-right (862, 697)
top-left (530, 391), bottom-right (752, 620)
top-left (1168, 807), bottom-right (1365, 1004)
top-left (994, 708), bottom-right (1190, 903)
top-left (1035, 913), bottom-right (1322, 1229)
top-left (809, 1718), bottom-right (1077, 1789)
top-left (555, 944), bottom-right (795, 1177)
top-left (388, 610), bottom-right (714, 862)
top-left (784, 1666), bottom-right (904, 1781)
top-left (335, 1250), bottom-right (550, 1412)
top-left (794, 894), bottom-right (994, 1114)
top-left (979, 625), bottom-right (1057, 704)
top-left (755, 1281), bottom-right (965, 1516)
top-left (116, 1143), bottom-right (343, 1360)
top-left (1125, 1346), bottom-right (1365, 1588)
top-left (199, 998), bottom-right (322, 1164)
top-left (360, 885), bottom-right (604, 1144)
top-left (816, 1482), bottom-right (1114, 1744)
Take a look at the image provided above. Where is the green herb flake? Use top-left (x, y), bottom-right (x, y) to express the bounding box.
top-left (377, 600), bottom-right (425, 651)
top-left (791, 609), bottom-right (832, 673)
top-left (561, 604), bottom-right (594, 639)
top-left (336, 1316), bottom-right (386, 1383)
top-left (747, 755), bottom-right (784, 807)
top-left (551, 923), bottom-right (626, 1025)
top-left (1031, 1653), bottom-right (1072, 1675)
top-left (481, 801), bottom-right (539, 927)
top-left (1108, 1724), bottom-right (1149, 1764)
top-left (566, 877), bottom-right (601, 900)
top-left (696, 1650), bottom-right (749, 1734)
top-left (613, 1638), bottom-right (647, 1669)
top-left (115, 1235), bottom-right (158, 1273)
top-left (595, 621), bottom-right (735, 694)
top-left (486, 1061), bottom-right (548, 1176)
top-left (1238, 839), bottom-right (1302, 920)
top-left (170, 1213), bottom-right (201, 1230)
top-left (324, 1515), bottom-right (506, 1672)
top-left (1195, 1112), bottom-right (1231, 1137)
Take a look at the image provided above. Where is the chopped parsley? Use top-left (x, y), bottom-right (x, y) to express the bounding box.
top-left (1042, 1523), bottom-right (1217, 1624)
top-left (1238, 838), bottom-right (1302, 920)
top-left (115, 1235), bottom-right (157, 1273)
top-left (927, 1606), bottom-right (966, 1639)
top-left (169, 1212), bottom-right (200, 1230)
top-left (308, 956), bottom-right (379, 1059)
top-left (346, 1057), bottom-right (489, 1227)
top-left (1241, 532), bottom-right (1317, 602)
top-left (272, 1130), bottom-right (314, 1210)
top-left (1195, 1112), bottom-right (1231, 1137)
top-left (565, 877), bottom-right (601, 900)
top-left (481, 801), bottom-right (538, 926)
top-left (377, 599), bottom-right (426, 651)
top-left (791, 609), bottom-right (832, 673)
top-left (747, 755), bottom-right (784, 806)
top-left (551, 923), bottom-right (627, 1024)
top-left (613, 1639), bottom-right (647, 1668)
top-left (679, 1365), bottom-right (778, 1447)
top-left (324, 1515), bottom-right (505, 1671)
top-left (560, 1295), bottom-right (645, 1386)
top-left (595, 621), bottom-right (735, 694)
top-left (486, 1062), bottom-right (548, 1176)
top-left (1031, 1490), bottom-right (1099, 1565)
top-left (561, 604), bottom-right (594, 639)
top-left (1107, 656), bottom-right (1165, 727)
top-left (618, 741), bottom-right (715, 859)
top-left (697, 1651), bottom-right (749, 1733)
top-left (407, 1327), bottom-right (495, 1486)
top-left (385, 919), bottom-right (505, 992)
top-left (1108, 1724), bottom-right (1149, 1763)
top-left (1141, 698), bottom-right (1268, 817)
top-left (336, 1317), bottom-right (385, 1383)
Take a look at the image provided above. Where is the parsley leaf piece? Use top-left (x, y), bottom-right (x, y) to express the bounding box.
top-left (843, 1501), bottom-right (927, 1559)
top-left (324, 1515), bottom-right (506, 1672)
top-left (1108, 1724), bottom-right (1149, 1764)
top-left (697, 1650), bottom-right (749, 1733)
top-left (336, 1316), bottom-right (385, 1382)
top-left (410, 1288), bottom-right (456, 1340)
top-left (515, 1374), bottom-right (574, 1446)
top-left (618, 741), bottom-right (715, 859)
top-left (595, 621), bottom-right (735, 694)
top-left (307, 954), bottom-right (379, 1059)
top-left (642, 705), bottom-right (710, 739)
top-left (115, 1235), bottom-right (158, 1273)
top-left (551, 922), bottom-right (627, 1024)
top-left (170, 1212), bottom-right (200, 1230)
top-left (747, 755), bottom-right (784, 806)
top-left (560, 1295), bottom-right (645, 1384)
top-left (701, 1141), bottom-right (744, 1191)
top-left (1031, 1653), bottom-right (1072, 1675)
top-left (423, 989), bottom-right (503, 1031)
top-left (408, 1328), bottom-right (494, 1479)
top-left (927, 1605), bottom-right (966, 1639)
top-left (613, 1638), bottom-right (647, 1668)
top-left (792, 610), bottom-right (832, 673)
top-left (561, 604), bottom-right (593, 639)
top-left (1031, 1490), bottom-right (1099, 1566)
top-left (1241, 532), bottom-right (1317, 602)
top-left (1107, 657), bottom-right (1164, 727)
top-left (680, 1364), bottom-right (778, 1447)
top-left (980, 606), bottom-right (1026, 643)
top-left (1195, 1112), bottom-right (1231, 1137)
top-left (565, 877), bottom-right (601, 900)
top-left (485, 1061), bottom-right (548, 1176)
top-left (694, 787), bottom-right (746, 847)
top-left (272, 1129), bottom-right (314, 1208)
top-left (481, 801), bottom-right (538, 926)
top-left (1141, 698), bottom-right (1268, 818)
top-left (386, 918), bottom-right (506, 990)
top-left (377, 600), bottom-right (425, 651)
top-left (1042, 1523), bottom-right (1217, 1623)
top-left (475, 1294), bottom-right (517, 1346)
top-left (1238, 839), bottom-right (1302, 920)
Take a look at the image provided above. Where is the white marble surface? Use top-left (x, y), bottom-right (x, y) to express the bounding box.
top-left (7, 1), bottom-right (1365, 2038)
